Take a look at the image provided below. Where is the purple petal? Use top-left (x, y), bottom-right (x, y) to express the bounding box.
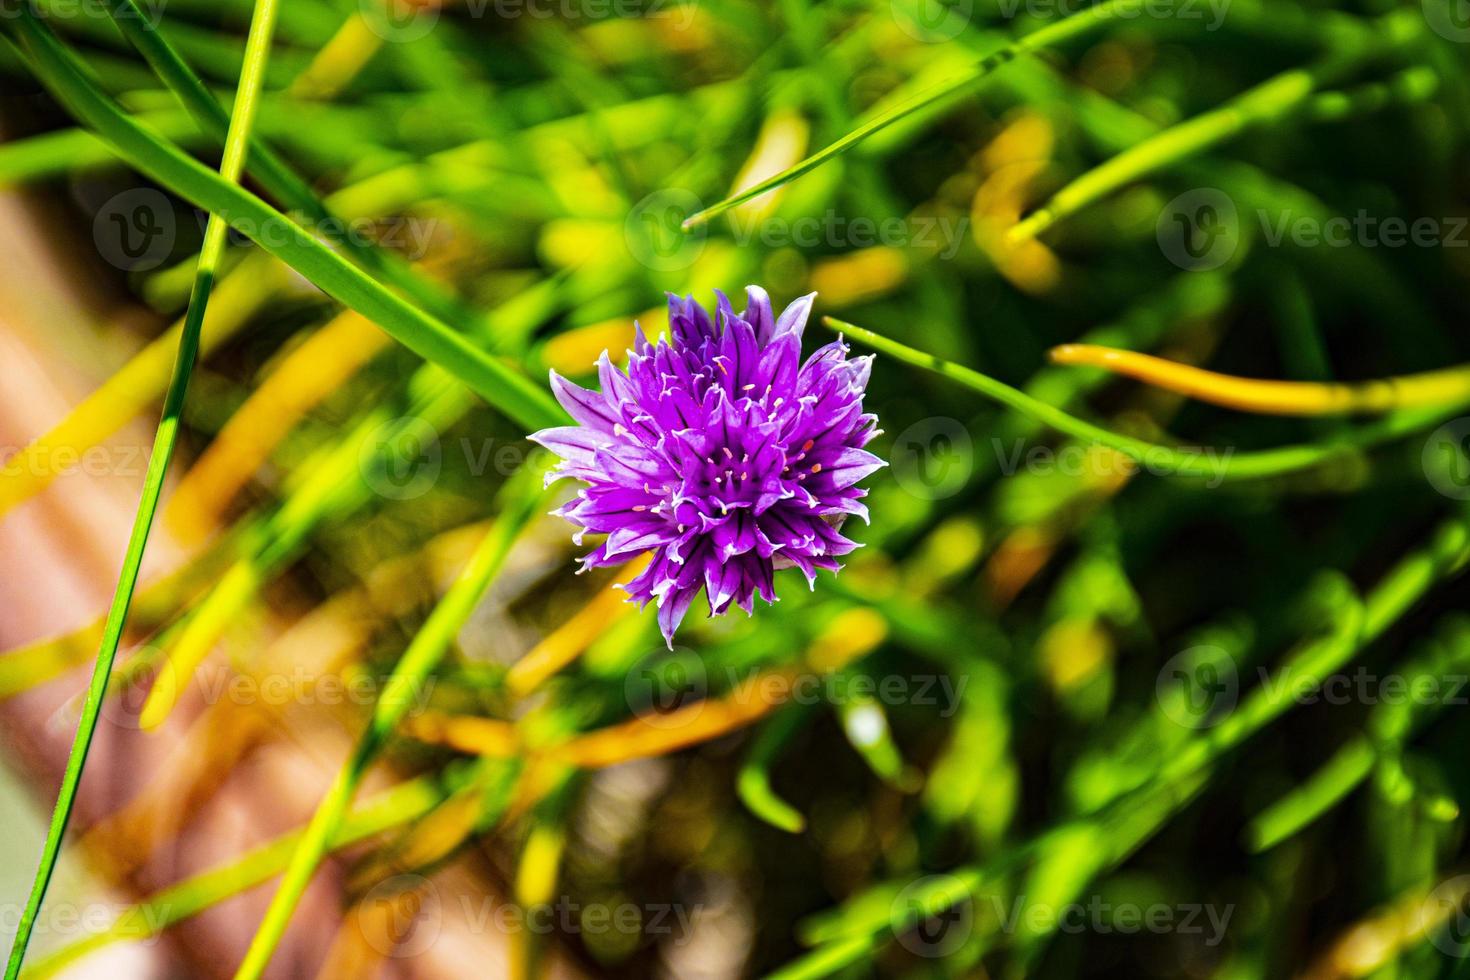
top-left (773, 292), bottom-right (815, 343)
top-left (550, 371), bottom-right (619, 433)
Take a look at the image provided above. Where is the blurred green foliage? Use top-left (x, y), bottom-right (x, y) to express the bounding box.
top-left (4, 0), bottom-right (1470, 977)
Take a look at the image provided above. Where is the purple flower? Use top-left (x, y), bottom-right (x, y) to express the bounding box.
top-left (531, 287), bottom-right (884, 645)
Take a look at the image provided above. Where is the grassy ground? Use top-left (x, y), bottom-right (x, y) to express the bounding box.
top-left (3, 0), bottom-right (1470, 977)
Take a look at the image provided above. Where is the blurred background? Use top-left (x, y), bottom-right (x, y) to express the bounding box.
top-left (3, 0), bottom-right (1470, 977)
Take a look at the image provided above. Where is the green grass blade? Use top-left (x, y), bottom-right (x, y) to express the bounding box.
top-left (1245, 616), bottom-right (1470, 851)
top-left (1010, 66), bottom-right (1321, 242)
top-left (1008, 15), bottom-right (1422, 242)
top-left (778, 518), bottom-right (1470, 972)
top-left (823, 316), bottom-right (1470, 483)
top-left (737, 707), bottom-right (811, 834)
top-left (233, 470), bottom-right (546, 979)
top-left (681, 0), bottom-right (1143, 230)
top-left (25, 772), bottom-right (454, 979)
top-left (2, 2), bottom-right (283, 975)
top-left (102, 0), bottom-right (471, 327)
top-left (135, 282), bottom-right (563, 729)
top-left (2, 10), bottom-right (563, 433)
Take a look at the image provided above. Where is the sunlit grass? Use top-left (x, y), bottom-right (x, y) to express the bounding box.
top-left (2, 0), bottom-right (1470, 977)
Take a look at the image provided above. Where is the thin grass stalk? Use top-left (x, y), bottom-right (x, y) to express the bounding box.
top-left (232, 470), bottom-right (546, 979)
top-left (24, 771), bottom-right (459, 979)
top-left (0, 11), bottom-right (563, 432)
top-left (782, 516), bottom-right (1470, 972)
top-left (1048, 343), bottom-right (1470, 415)
top-left (2, 2), bottom-right (283, 975)
top-left (103, 0), bottom-right (469, 326)
top-left (1008, 14), bottom-right (1419, 243)
top-left (824, 317), bottom-right (1470, 482)
top-left (681, 0), bottom-right (1145, 229)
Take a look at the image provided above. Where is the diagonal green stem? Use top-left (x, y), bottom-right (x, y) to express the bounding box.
top-left (25, 772), bottom-right (453, 979)
top-left (824, 316), bottom-right (1470, 483)
top-left (233, 471), bottom-right (546, 979)
top-left (681, 0), bottom-right (1143, 230)
top-left (2, 2), bottom-right (283, 976)
top-left (103, 0), bottom-right (470, 327)
top-left (0, 11), bottom-right (562, 433)
top-left (779, 516), bottom-right (1470, 976)
top-left (1008, 12), bottom-right (1419, 243)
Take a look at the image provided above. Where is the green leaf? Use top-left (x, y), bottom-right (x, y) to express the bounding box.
top-left (4, 2), bottom-right (284, 975)
top-left (233, 467), bottom-right (548, 979)
top-left (681, 0), bottom-right (1144, 230)
top-left (102, 0), bottom-right (473, 327)
top-left (823, 316), bottom-right (1469, 483)
top-left (3, 10), bottom-right (564, 434)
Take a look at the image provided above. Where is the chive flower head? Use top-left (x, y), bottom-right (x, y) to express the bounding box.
top-left (532, 288), bottom-right (883, 644)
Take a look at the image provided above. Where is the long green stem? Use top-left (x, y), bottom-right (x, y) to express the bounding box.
top-left (2, 2), bottom-right (282, 976)
top-left (824, 317), bottom-right (1470, 483)
top-left (233, 472), bottom-right (545, 979)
